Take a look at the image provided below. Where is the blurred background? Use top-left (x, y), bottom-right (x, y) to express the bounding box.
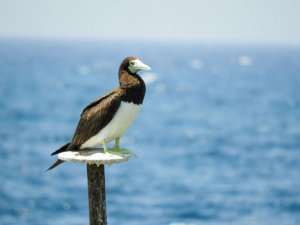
top-left (0, 1), bottom-right (300, 225)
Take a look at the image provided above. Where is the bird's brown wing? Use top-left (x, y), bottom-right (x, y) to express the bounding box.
top-left (71, 89), bottom-right (122, 147)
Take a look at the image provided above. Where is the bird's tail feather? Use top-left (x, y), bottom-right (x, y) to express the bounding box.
top-left (46, 143), bottom-right (72, 172)
top-left (51, 143), bottom-right (71, 155)
top-left (46, 159), bottom-right (65, 171)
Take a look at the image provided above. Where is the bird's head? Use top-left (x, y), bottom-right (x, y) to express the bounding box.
top-left (119, 56), bottom-right (151, 74)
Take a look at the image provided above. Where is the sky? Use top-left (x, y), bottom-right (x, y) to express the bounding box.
top-left (0, 0), bottom-right (300, 44)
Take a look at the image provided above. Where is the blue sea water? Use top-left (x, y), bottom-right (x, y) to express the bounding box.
top-left (0, 39), bottom-right (300, 225)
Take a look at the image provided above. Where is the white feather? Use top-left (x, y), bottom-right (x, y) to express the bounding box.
top-left (80, 101), bottom-right (141, 149)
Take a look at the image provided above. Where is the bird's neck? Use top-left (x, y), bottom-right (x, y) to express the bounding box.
top-left (118, 69), bottom-right (146, 104)
top-left (119, 70), bottom-right (144, 90)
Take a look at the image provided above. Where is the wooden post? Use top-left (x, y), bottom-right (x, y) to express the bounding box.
top-left (57, 149), bottom-right (132, 225)
top-left (87, 164), bottom-right (107, 225)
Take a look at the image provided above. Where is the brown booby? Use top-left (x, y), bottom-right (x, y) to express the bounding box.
top-left (47, 56), bottom-right (151, 170)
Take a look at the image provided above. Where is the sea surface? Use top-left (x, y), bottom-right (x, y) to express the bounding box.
top-left (0, 39), bottom-right (300, 225)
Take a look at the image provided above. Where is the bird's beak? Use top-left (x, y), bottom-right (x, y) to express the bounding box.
top-left (133, 59), bottom-right (151, 71)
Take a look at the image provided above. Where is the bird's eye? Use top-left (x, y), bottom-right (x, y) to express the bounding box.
top-left (129, 61), bottom-right (135, 66)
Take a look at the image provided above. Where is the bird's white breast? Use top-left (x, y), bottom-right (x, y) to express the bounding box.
top-left (80, 101), bottom-right (141, 149)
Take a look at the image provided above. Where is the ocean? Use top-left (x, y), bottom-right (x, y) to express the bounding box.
top-left (0, 39), bottom-right (299, 225)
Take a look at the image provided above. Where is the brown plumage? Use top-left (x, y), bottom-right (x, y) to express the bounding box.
top-left (71, 90), bottom-right (122, 148)
top-left (47, 56), bottom-right (149, 171)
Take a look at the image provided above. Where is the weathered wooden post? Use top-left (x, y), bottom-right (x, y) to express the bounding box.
top-left (87, 164), bottom-right (107, 225)
top-left (57, 149), bottom-right (132, 225)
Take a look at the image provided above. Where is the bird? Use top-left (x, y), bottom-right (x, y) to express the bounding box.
top-left (47, 56), bottom-right (151, 170)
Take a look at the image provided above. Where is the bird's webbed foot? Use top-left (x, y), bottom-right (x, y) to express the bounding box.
top-left (104, 138), bottom-right (137, 157)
